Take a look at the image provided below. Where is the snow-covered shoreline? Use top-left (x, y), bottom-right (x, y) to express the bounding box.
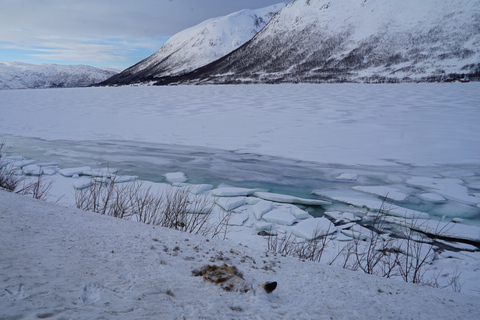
top-left (1, 83), bottom-right (479, 309)
top-left (1, 189), bottom-right (480, 319)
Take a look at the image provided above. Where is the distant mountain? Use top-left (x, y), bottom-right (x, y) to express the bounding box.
top-left (154, 0), bottom-right (480, 84)
top-left (100, 3), bottom-right (287, 86)
top-left (0, 62), bottom-right (119, 90)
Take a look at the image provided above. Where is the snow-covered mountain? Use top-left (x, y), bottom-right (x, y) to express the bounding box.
top-left (0, 62), bottom-right (119, 90)
top-left (100, 3), bottom-right (286, 86)
top-left (155, 0), bottom-right (480, 84)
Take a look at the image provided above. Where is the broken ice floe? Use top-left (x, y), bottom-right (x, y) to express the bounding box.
top-left (215, 197), bottom-right (247, 211)
top-left (291, 217), bottom-right (335, 240)
top-left (82, 168), bottom-right (118, 178)
top-left (335, 173), bottom-right (359, 181)
top-left (164, 171), bottom-right (187, 183)
top-left (418, 193), bottom-right (447, 203)
top-left (175, 183), bottom-right (213, 195)
top-left (352, 185), bottom-right (408, 201)
top-left (59, 166), bottom-right (92, 177)
top-left (262, 209), bottom-right (297, 226)
top-left (407, 176), bottom-right (479, 205)
top-left (254, 191), bottom-right (331, 205)
top-left (22, 164), bottom-right (42, 176)
top-left (211, 187), bottom-right (259, 197)
top-left (253, 200), bottom-right (274, 220)
top-left (314, 189), bottom-right (429, 219)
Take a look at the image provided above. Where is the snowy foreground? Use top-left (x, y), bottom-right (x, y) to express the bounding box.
top-left (1, 190), bottom-right (479, 320)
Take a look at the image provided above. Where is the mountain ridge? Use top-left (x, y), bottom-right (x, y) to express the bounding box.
top-left (152, 0), bottom-right (480, 85)
top-left (0, 61), bottom-right (118, 90)
top-left (100, 3), bottom-right (287, 86)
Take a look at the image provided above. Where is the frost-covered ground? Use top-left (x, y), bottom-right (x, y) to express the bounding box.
top-left (1, 83), bottom-right (480, 316)
top-left (1, 190), bottom-right (480, 319)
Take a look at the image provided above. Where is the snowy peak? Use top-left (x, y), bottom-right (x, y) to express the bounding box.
top-left (156, 0), bottom-right (480, 84)
top-left (0, 62), bottom-right (118, 90)
top-left (100, 3), bottom-right (286, 86)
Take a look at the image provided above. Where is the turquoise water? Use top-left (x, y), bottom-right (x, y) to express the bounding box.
top-left (3, 135), bottom-right (480, 225)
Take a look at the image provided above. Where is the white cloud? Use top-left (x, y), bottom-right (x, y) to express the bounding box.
top-left (0, 0), bottom-right (283, 67)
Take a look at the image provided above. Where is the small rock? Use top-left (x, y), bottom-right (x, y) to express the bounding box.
top-left (262, 281), bottom-right (277, 293)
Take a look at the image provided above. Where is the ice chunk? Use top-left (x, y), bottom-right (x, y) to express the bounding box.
top-left (215, 197), bottom-right (246, 211)
top-left (352, 186), bottom-right (408, 201)
top-left (288, 205), bottom-right (312, 220)
top-left (335, 173), bottom-right (359, 181)
top-left (113, 175), bottom-right (138, 183)
top-left (407, 176), bottom-right (479, 205)
top-left (211, 187), bottom-right (258, 197)
top-left (254, 220), bottom-right (274, 231)
top-left (12, 159), bottom-right (36, 169)
top-left (41, 167), bottom-right (57, 176)
top-left (389, 217), bottom-right (480, 243)
top-left (176, 183), bottom-right (213, 195)
top-left (436, 239), bottom-right (478, 251)
top-left (341, 225), bottom-right (371, 241)
top-left (228, 213), bottom-right (249, 226)
top-left (59, 166), bottom-right (91, 177)
top-left (291, 217), bottom-right (335, 240)
top-left (262, 209), bottom-right (297, 226)
top-left (253, 200), bottom-right (273, 220)
top-left (468, 182), bottom-right (480, 190)
top-left (315, 188), bottom-right (429, 219)
top-left (83, 168), bottom-right (118, 178)
top-left (164, 171), bottom-right (187, 183)
top-left (418, 192), bottom-right (447, 203)
top-left (73, 177), bottom-right (93, 190)
top-left (254, 192), bottom-right (331, 205)
top-left (22, 164), bottom-right (42, 175)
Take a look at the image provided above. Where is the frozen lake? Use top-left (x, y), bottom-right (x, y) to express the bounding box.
top-left (1, 83), bottom-right (480, 223)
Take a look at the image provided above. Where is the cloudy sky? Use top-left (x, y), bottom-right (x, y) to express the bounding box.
top-left (0, 0), bottom-right (285, 70)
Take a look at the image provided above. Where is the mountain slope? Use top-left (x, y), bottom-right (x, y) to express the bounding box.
top-left (155, 0), bottom-right (480, 84)
top-left (0, 62), bottom-right (118, 90)
top-left (100, 3), bottom-right (286, 86)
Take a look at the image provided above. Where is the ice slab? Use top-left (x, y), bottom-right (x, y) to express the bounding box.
top-left (418, 193), bottom-right (447, 203)
top-left (164, 171), bottom-right (187, 183)
top-left (254, 191), bottom-right (331, 206)
top-left (254, 220), bottom-right (274, 231)
top-left (335, 173), bottom-right (359, 181)
top-left (22, 164), bottom-right (42, 175)
top-left (228, 213), bottom-right (249, 226)
top-left (41, 167), bottom-right (57, 176)
top-left (352, 185), bottom-right (408, 201)
top-left (314, 189), bottom-right (429, 219)
top-left (114, 175), bottom-right (138, 183)
top-left (469, 182), bottom-right (480, 190)
top-left (324, 211), bottom-right (361, 223)
top-left (291, 217), bottom-right (335, 240)
top-left (341, 225), bottom-right (371, 241)
top-left (215, 197), bottom-right (247, 211)
top-left (211, 187), bottom-right (258, 197)
top-left (388, 217), bottom-right (480, 243)
top-left (12, 159), bottom-right (36, 168)
top-left (59, 166), bottom-right (92, 177)
top-left (83, 168), bottom-right (118, 178)
top-left (253, 200), bottom-right (273, 220)
top-left (262, 209), bottom-right (297, 226)
top-left (73, 177), bottom-right (93, 190)
top-left (286, 205), bottom-right (313, 220)
top-left (177, 183), bottom-right (213, 195)
top-left (407, 176), bottom-right (479, 205)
